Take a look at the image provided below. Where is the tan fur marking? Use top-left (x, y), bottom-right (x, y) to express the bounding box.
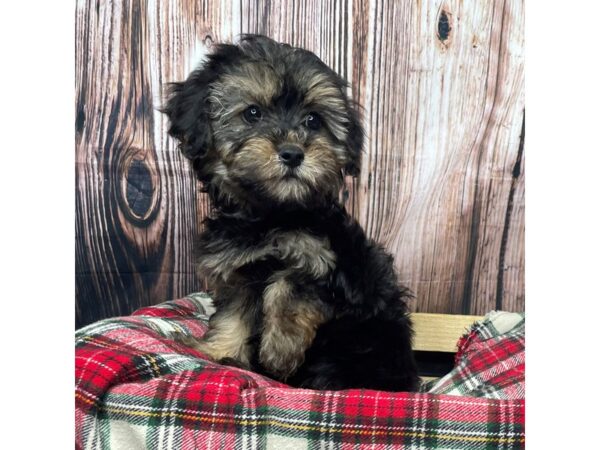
top-left (231, 136), bottom-right (331, 204)
top-left (303, 77), bottom-right (350, 141)
top-left (260, 276), bottom-right (329, 379)
top-left (295, 137), bottom-right (345, 197)
top-left (301, 72), bottom-right (331, 97)
top-left (217, 64), bottom-right (281, 106)
top-left (303, 74), bottom-right (348, 118)
top-left (233, 135), bottom-right (345, 204)
top-left (306, 138), bottom-right (347, 165)
top-left (305, 85), bottom-right (346, 109)
top-left (285, 130), bottom-right (303, 143)
top-left (190, 307), bottom-right (252, 366)
top-left (269, 180), bottom-right (312, 203)
top-left (233, 137), bottom-right (278, 167)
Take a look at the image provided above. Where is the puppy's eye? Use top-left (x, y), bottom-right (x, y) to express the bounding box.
top-left (243, 105), bottom-right (262, 124)
top-left (303, 112), bottom-right (322, 131)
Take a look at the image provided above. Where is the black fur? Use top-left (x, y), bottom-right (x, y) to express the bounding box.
top-left (163, 35), bottom-right (419, 392)
top-left (203, 205), bottom-right (419, 391)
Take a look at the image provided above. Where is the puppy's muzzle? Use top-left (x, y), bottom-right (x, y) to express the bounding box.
top-left (278, 144), bottom-right (304, 168)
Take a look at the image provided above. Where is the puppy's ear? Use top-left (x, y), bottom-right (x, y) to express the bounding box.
top-left (162, 44), bottom-right (241, 163)
top-left (162, 75), bottom-right (212, 162)
top-left (344, 101), bottom-right (364, 176)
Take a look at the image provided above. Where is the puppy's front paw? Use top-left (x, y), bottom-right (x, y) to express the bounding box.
top-left (259, 334), bottom-right (305, 380)
top-left (177, 336), bottom-right (217, 359)
top-left (170, 332), bottom-right (204, 351)
top-left (177, 336), bottom-right (244, 365)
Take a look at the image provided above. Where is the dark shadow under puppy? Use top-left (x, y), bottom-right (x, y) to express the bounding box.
top-left (162, 35), bottom-right (419, 392)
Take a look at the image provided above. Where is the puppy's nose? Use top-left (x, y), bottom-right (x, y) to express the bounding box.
top-left (278, 145), bottom-right (304, 168)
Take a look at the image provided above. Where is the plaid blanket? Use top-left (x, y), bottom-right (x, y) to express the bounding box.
top-left (424, 311), bottom-right (525, 399)
top-left (76, 293), bottom-right (524, 449)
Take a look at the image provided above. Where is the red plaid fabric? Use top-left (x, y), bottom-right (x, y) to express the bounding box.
top-left (75, 293), bottom-right (525, 449)
top-left (424, 311), bottom-right (525, 399)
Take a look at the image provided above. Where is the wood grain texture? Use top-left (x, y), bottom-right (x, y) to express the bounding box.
top-left (75, 0), bottom-right (240, 327)
top-left (76, 0), bottom-right (524, 328)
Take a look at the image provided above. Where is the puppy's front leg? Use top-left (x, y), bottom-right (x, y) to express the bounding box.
top-left (259, 276), bottom-right (330, 380)
top-left (188, 292), bottom-right (255, 368)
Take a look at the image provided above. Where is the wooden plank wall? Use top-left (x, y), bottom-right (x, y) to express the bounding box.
top-left (75, 0), bottom-right (524, 328)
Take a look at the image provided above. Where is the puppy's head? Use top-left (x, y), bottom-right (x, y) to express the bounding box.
top-left (163, 35), bottom-right (363, 209)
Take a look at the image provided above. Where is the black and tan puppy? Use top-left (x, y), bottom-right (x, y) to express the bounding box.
top-left (163, 35), bottom-right (419, 391)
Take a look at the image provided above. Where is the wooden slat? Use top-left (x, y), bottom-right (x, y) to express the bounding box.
top-left (420, 376), bottom-right (439, 383)
top-left (411, 312), bottom-right (483, 353)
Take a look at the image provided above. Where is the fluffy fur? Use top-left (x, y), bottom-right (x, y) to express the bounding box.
top-left (163, 35), bottom-right (419, 391)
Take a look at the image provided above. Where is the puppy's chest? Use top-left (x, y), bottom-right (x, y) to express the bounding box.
top-left (270, 230), bottom-right (336, 278)
top-left (197, 228), bottom-right (337, 283)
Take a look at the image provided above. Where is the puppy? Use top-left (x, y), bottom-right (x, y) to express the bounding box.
top-left (163, 35), bottom-right (419, 391)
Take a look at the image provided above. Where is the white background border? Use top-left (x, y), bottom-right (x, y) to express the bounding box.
top-left (2, 0), bottom-right (600, 447)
